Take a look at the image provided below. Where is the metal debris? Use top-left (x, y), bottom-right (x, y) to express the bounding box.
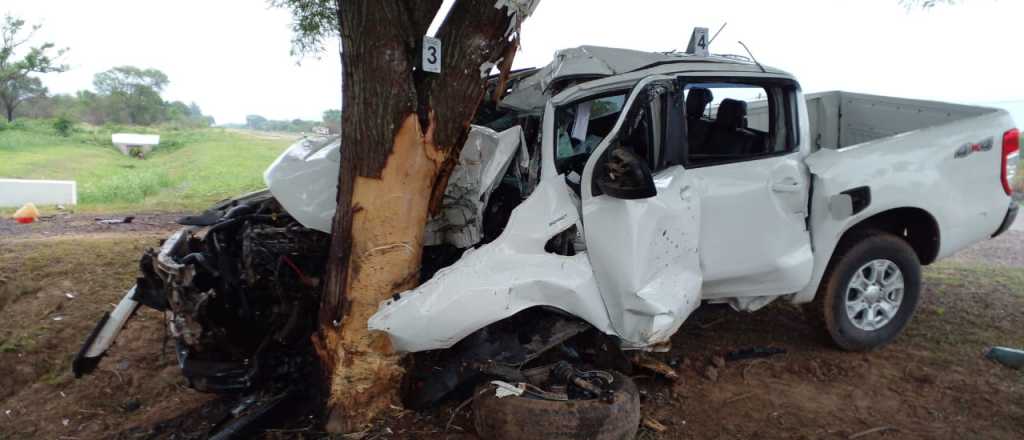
top-left (985, 346), bottom-right (1024, 369)
top-left (95, 216), bottom-right (135, 224)
top-left (725, 347), bottom-right (786, 362)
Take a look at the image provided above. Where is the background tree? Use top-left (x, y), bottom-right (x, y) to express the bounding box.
top-left (92, 66), bottom-right (169, 95)
top-left (92, 66), bottom-right (170, 125)
top-left (322, 108), bottom-right (341, 133)
top-left (0, 14), bottom-right (67, 121)
top-left (275, 0), bottom-right (537, 432)
top-left (245, 114), bottom-right (268, 130)
top-left (0, 75), bottom-right (46, 122)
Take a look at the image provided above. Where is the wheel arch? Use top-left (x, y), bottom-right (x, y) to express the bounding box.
top-left (836, 207), bottom-right (941, 265)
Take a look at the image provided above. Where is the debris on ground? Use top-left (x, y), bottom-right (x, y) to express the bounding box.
top-left (848, 426), bottom-right (897, 439)
top-left (632, 353), bottom-right (680, 381)
top-left (12, 202), bottom-right (40, 224)
top-left (95, 216), bottom-right (135, 225)
top-left (703, 365), bottom-right (719, 382)
top-left (985, 346), bottom-right (1024, 369)
top-left (643, 416), bottom-right (668, 432)
top-left (725, 346), bottom-right (787, 362)
top-left (490, 381), bottom-right (524, 398)
top-left (711, 355), bottom-right (726, 368)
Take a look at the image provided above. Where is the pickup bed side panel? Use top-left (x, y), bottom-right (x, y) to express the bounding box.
top-left (795, 110), bottom-right (1015, 304)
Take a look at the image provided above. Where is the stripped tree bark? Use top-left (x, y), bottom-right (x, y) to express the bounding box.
top-left (311, 0), bottom-right (537, 432)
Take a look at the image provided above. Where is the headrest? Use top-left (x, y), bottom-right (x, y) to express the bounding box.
top-left (715, 99), bottom-right (747, 129)
top-left (686, 88), bottom-right (713, 118)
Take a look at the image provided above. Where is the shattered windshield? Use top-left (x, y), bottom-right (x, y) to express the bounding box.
top-left (554, 93), bottom-right (627, 174)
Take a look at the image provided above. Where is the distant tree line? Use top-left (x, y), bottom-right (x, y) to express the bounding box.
top-left (1, 15), bottom-right (214, 127)
top-left (13, 66), bottom-right (216, 127)
top-left (224, 109), bottom-right (340, 134)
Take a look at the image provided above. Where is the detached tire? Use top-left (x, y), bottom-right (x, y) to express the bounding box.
top-left (473, 371), bottom-right (640, 440)
top-left (811, 231), bottom-right (921, 351)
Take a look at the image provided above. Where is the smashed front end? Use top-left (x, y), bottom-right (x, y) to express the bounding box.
top-left (75, 191), bottom-right (330, 393)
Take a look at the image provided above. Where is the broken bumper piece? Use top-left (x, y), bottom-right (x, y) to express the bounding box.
top-left (73, 286), bottom-right (142, 377)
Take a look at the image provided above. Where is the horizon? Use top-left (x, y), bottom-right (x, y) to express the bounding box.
top-left (4, 0), bottom-right (1023, 125)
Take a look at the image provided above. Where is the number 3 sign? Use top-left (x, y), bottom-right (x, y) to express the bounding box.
top-left (422, 36), bottom-right (441, 73)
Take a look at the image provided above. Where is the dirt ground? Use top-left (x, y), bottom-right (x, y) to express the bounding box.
top-left (0, 215), bottom-right (1022, 439)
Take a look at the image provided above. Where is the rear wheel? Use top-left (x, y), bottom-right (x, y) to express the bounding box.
top-left (811, 231), bottom-right (921, 351)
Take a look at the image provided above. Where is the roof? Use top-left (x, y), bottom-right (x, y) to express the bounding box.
top-left (499, 45), bottom-right (787, 113)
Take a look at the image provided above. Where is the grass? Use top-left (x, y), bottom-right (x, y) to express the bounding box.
top-left (0, 119), bottom-right (297, 213)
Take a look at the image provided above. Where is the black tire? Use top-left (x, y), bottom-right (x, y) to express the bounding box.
top-left (810, 231), bottom-right (921, 351)
top-left (473, 371), bottom-right (641, 440)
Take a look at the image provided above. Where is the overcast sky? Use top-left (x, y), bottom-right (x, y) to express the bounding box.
top-left (5, 0), bottom-right (1023, 125)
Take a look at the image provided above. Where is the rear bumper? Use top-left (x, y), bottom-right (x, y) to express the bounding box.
top-left (992, 201), bottom-right (1019, 238)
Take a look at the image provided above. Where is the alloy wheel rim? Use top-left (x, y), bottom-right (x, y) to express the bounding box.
top-left (844, 259), bottom-right (904, 331)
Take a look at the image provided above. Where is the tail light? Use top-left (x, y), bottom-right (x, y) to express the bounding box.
top-left (1003, 128), bottom-right (1020, 196)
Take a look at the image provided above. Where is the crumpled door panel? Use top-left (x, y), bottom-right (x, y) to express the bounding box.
top-left (582, 169), bottom-right (703, 348)
top-left (368, 178), bottom-right (616, 352)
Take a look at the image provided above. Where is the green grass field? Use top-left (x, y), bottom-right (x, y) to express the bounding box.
top-left (0, 120), bottom-right (296, 213)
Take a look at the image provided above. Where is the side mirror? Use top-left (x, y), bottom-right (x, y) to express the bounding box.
top-left (593, 146), bottom-right (656, 199)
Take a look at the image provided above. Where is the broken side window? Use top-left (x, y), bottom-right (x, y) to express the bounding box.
top-left (553, 93), bottom-right (627, 178)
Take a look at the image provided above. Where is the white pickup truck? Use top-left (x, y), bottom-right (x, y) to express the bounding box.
top-left (74, 44), bottom-right (1019, 421)
top-left (368, 46), bottom-right (1020, 354)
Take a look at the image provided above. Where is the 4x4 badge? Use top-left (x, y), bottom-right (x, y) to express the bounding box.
top-left (954, 137), bottom-right (993, 158)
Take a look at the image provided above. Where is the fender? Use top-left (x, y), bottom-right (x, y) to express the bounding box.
top-left (368, 178), bottom-right (617, 352)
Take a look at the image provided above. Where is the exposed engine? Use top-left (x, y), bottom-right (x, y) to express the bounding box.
top-left (132, 192), bottom-right (329, 392)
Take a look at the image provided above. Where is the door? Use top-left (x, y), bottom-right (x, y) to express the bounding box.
top-left (678, 78), bottom-right (813, 301)
top-left (578, 76), bottom-right (703, 348)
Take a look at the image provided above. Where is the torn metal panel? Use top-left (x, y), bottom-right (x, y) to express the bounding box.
top-left (424, 126), bottom-right (528, 248)
top-left (368, 178), bottom-right (616, 352)
top-left (262, 136), bottom-right (341, 234)
top-left (265, 127), bottom-right (527, 249)
top-left (500, 46), bottom-right (694, 113)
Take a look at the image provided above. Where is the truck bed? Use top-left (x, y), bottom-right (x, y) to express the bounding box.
top-left (802, 91), bottom-right (1001, 150)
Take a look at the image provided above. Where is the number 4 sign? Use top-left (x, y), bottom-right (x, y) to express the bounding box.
top-left (422, 36), bottom-right (441, 73)
top-left (686, 27), bottom-right (710, 57)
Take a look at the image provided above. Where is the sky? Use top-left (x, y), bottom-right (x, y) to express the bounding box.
top-left (5, 0), bottom-right (1023, 125)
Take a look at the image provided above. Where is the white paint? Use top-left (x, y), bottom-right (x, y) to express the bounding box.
top-left (424, 126), bottom-right (528, 248)
top-left (264, 127), bottom-right (526, 248)
top-left (0, 178), bottom-right (77, 208)
top-left (111, 133), bottom-right (160, 156)
top-left (368, 178), bottom-right (616, 352)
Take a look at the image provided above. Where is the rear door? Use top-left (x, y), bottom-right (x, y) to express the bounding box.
top-left (678, 77), bottom-right (813, 302)
top-left (577, 76), bottom-right (703, 348)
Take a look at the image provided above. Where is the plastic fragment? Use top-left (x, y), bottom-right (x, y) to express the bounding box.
top-left (490, 380), bottom-right (525, 398)
top-left (985, 346), bottom-right (1024, 369)
top-left (12, 202), bottom-right (40, 224)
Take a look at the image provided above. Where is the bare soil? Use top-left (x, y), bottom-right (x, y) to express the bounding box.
top-left (1, 227), bottom-right (1022, 439)
top-left (0, 212), bottom-right (186, 238)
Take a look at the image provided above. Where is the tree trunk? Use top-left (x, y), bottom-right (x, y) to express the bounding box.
top-left (314, 0), bottom-right (532, 432)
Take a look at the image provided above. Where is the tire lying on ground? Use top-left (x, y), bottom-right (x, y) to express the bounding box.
top-left (472, 371), bottom-right (640, 440)
top-left (809, 231), bottom-right (922, 351)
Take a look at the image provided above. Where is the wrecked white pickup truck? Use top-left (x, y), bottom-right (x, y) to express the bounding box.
top-left (74, 44), bottom-right (1019, 435)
